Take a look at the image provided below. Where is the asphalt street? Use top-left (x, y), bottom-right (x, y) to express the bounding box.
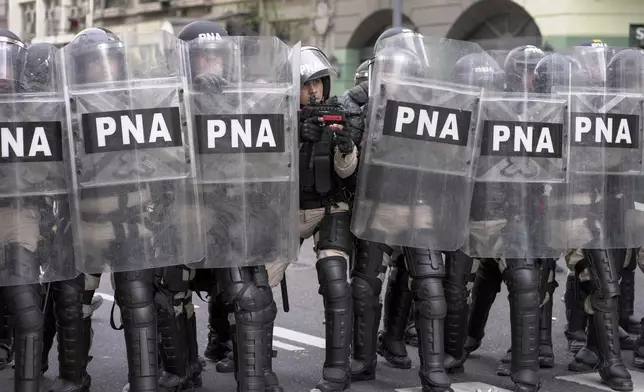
top-left (2, 239), bottom-right (644, 392)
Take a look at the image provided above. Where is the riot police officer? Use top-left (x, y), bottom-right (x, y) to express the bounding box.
top-left (298, 44), bottom-right (357, 391)
top-left (179, 19), bottom-right (285, 392)
top-left (62, 26), bottom-right (203, 392)
top-left (21, 41), bottom-right (98, 392)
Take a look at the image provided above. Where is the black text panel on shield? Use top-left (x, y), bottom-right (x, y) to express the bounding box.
top-left (381, 100), bottom-right (471, 147)
top-left (82, 107), bottom-right (183, 154)
top-left (195, 114), bottom-right (285, 154)
top-left (480, 120), bottom-right (564, 158)
top-left (571, 112), bottom-right (639, 149)
top-left (0, 121), bottom-right (63, 163)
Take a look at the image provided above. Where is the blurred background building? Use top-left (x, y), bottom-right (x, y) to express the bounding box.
top-left (6, 0), bottom-right (644, 94)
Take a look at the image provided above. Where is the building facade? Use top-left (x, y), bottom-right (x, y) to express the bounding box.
top-left (7, 0), bottom-right (644, 93)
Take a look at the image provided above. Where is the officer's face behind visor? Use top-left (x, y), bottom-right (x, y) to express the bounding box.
top-left (194, 52), bottom-right (224, 77)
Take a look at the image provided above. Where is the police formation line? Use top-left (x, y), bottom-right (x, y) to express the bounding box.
top-left (0, 17), bottom-right (642, 392)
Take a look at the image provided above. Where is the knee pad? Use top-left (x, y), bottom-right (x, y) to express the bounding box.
top-left (504, 260), bottom-right (540, 294)
top-left (4, 285), bottom-right (44, 332)
top-left (317, 256), bottom-right (350, 300)
top-left (236, 287), bottom-right (277, 325)
top-left (404, 247), bottom-right (445, 278)
top-left (584, 249), bottom-right (620, 298)
top-left (317, 212), bottom-right (353, 255)
top-left (410, 277), bottom-right (446, 320)
top-left (53, 276), bottom-right (85, 323)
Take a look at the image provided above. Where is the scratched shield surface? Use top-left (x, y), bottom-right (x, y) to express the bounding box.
top-left (0, 84), bottom-right (78, 285)
top-left (61, 29), bottom-right (205, 274)
top-left (559, 87), bottom-right (644, 249)
top-left (463, 92), bottom-right (569, 259)
top-left (352, 36), bottom-right (484, 251)
top-left (186, 36), bottom-right (300, 268)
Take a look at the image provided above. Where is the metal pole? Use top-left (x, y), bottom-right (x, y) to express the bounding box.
top-left (392, 0), bottom-right (402, 28)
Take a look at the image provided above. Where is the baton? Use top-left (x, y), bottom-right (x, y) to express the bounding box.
top-left (280, 275), bottom-right (290, 313)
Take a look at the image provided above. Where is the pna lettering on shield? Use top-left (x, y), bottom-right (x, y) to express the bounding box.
top-left (481, 120), bottom-right (563, 158)
top-left (195, 113), bottom-right (285, 154)
top-left (572, 112), bottom-right (638, 148)
top-left (82, 107), bottom-right (183, 154)
top-left (0, 121), bottom-right (63, 163)
top-left (382, 100), bottom-right (472, 146)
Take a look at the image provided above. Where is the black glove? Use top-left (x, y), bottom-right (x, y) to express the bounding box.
top-left (194, 74), bottom-right (227, 93)
top-left (334, 129), bottom-right (354, 154)
top-left (300, 117), bottom-right (323, 143)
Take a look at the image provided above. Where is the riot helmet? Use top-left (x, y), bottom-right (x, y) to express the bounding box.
top-left (0, 29), bottom-right (27, 90)
top-left (177, 20), bottom-right (234, 80)
top-left (64, 27), bottom-right (126, 85)
top-left (354, 59), bottom-right (369, 86)
top-left (574, 39), bottom-right (614, 85)
top-left (504, 45), bottom-right (546, 92)
top-left (300, 46), bottom-right (336, 104)
top-left (532, 53), bottom-right (583, 94)
top-left (373, 27), bottom-right (428, 67)
top-left (606, 48), bottom-right (644, 90)
top-left (24, 43), bottom-right (58, 92)
top-left (452, 52), bottom-right (505, 90)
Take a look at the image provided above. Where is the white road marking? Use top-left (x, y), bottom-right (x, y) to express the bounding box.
top-left (272, 340), bottom-right (305, 351)
top-left (96, 292), bottom-right (199, 308)
top-left (273, 326), bottom-right (326, 349)
top-left (557, 370), bottom-right (644, 392)
top-left (396, 382), bottom-right (511, 392)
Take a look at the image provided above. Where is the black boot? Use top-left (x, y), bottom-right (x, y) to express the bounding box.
top-left (465, 258), bottom-right (502, 355)
top-left (41, 289), bottom-right (56, 374)
top-left (592, 307), bottom-right (633, 391)
top-left (405, 303), bottom-right (418, 347)
top-left (314, 257), bottom-right (352, 392)
top-left (0, 301), bottom-right (13, 370)
top-left (114, 270), bottom-right (159, 392)
top-left (538, 260), bottom-right (556, 368)
top-left (406, 248), bottom-right (450, 392)
top-left (50, 276), bottom-right (92, 392)
top-left (350, 304), bottom-right (380, 381)
top-left (443, 251), bottom-right (473, 374)
top-left (377, 258), bottom-right (412, 369)
top-left (564, 273), bottom-right (587, 354)
top-left (185, 311), bottom-right (204, 389)
top-left (633, 318), bottom-right (644, 369)
top-left (504, 260), bottom-right (541, 392)
top-left (582, 249), bottom-right (632, 392)
top-left (349, 240), bottom-right (386, 382)
top-left (225, 266), bottom-right (278, 392)
top-left (619, 254), bottom-right (640, 335)
top-left (156, 297), bottom-right (188, 392)
top-left (4, 282), bottom-right (44, 392)
top-left (264, 323), bottom-right (283, 392)
top-left (205, 293), bottom-right (231, 362)
top-left (569, 318), bottom-right (600, 372)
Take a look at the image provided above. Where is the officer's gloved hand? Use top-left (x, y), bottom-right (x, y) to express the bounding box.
top-left (194, 74), bottom-right (227, 93)
top-left (300, 116), bottom-right (324, 143)
top-left (333, 127), bottom-right (354, 154)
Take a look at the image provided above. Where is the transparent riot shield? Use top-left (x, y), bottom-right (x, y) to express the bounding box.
top-left (184, 36), bottom-right (300, 267)
top-left (61, 29), bottom-right (205, 274)
top-left (558, 46), bottom-right (644, 249)
top-left (351, 36), bottom-right (484, 250)
top-left (463, 88), bottom-right (569, 258)
top-left (0, 47), bottom-right (77, 286)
